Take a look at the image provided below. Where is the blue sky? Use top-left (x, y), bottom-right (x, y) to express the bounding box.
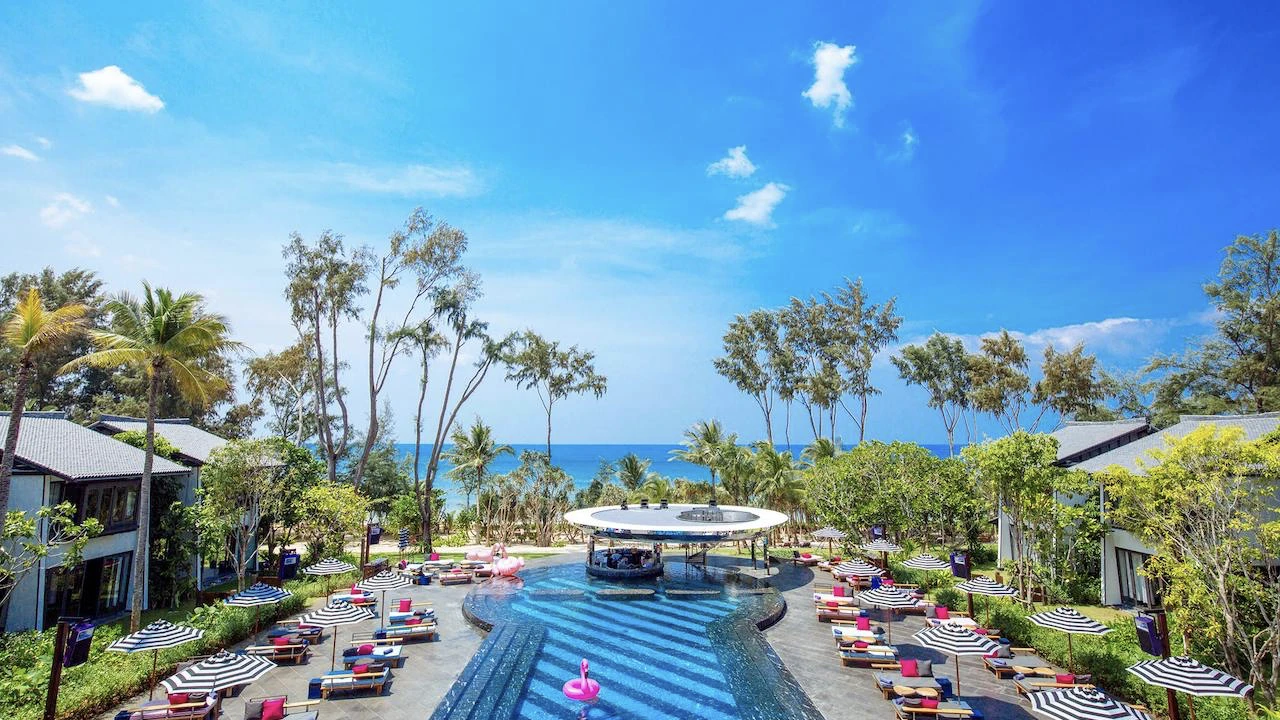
top-left (2, 2), bottom-right (1278, 445)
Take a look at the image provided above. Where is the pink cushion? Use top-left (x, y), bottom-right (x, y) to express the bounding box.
top-left (856, 617), bottom-right (871, 631)
top-left (272, 637), bottom-right (289, 646)
top-left (167, 693), bottom-right (189, 706)
top-left (833, 585), bottom-right (845, 597)
top-left (884, 578), bottom-right (895, 586)
top-left (1056, 674), bottom-right (1075, 684)
top-left (352, 663), bottom-right (369, 674)
top-left (429, 553), bottom-right (439, 560)
top-left (261, 698), bottom-right (285, 720)
top-left (825, 601), bottom-right (839, 609)
top-left (853, 641), bottom-right (868, 650)
top-left (831, 556), bottom-right (842, 562)
top-left (984, 651), bottom-right (998, 658)
top-left (801, 553), bottom-right (812, 558)
top-left (406, 617), bottom-right (422, 625)
top-left (398, 599), bottom-right (412, 612)
top-left (921, 699), bottom-right (939, 709)
top-left (357, 643), bottom-right (374, 655)
top-left (900, 659), bottom-right (919, 677)
top-left (351, 584), bottom-right (360, 593)
top-left (935, 607), bottom-right (950, 620)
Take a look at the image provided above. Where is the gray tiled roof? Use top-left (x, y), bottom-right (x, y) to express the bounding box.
top-left (0, 412), bottom-right (188, 481)
top-left (1050, 418), bottom-right (1151, 462)
top-left (91, 415), bottom-right (229, 465)
top-left (1075, 412), bottom-right (1280, 473)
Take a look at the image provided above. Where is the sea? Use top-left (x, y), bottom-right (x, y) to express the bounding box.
top-left (391, 442), bottom-right (957, 510)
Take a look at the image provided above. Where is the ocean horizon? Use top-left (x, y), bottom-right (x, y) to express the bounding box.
top-left (391, 442), bottom-right (960, 510)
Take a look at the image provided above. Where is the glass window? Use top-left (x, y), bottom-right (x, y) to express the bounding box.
top-left (97, 553), bottom-right (130, 615)
top-left (43, 563), bottom-right (85, 629)
top-left (77, 482), bottom-right (141, 532)
top-left (1116, 548), bottom-right (1160, 606)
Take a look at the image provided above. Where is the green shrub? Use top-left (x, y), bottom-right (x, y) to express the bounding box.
top-left (933, 587), bottom-right (963, 610)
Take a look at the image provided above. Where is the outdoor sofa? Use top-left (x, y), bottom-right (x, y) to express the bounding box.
top-left (243, 641), bottom-right (310, 664)
top-left (315, 667), bottom-right (390, 699)
top-left (242, 696), bottom-right (319, 720)
top-left (115, 692), bottom-right (217, 720)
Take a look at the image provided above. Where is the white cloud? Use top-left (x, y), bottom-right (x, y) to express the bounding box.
top-left (899, 124), bottom-right (919, 160)
top-left (39, 193), bottom-right (92, 228)
top-left (803, 42), bottom-right (856, 128)
top-left (67, 66), bottom-right (164, 113)
top-left (2, 144), bottom-right (38, 161)
top-left (105, 194), bottom-right (120, 208)
top-left (724, 182), bottom-right (789, 227)
top-left (34, 136), bottom-right (52, 149)
top-left (706, 146), bottom-right (757, 178)
top-left (63, 236), bottom-right (102, 258)
top-left (333, 162), bottom-right (480, 197)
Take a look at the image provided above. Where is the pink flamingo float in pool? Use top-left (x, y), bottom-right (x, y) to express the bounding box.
top-left (563, 658), bottom-right (601, 702)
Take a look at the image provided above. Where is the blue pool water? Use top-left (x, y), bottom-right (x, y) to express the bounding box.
top-left (434, 562), bottom-right (822, 720)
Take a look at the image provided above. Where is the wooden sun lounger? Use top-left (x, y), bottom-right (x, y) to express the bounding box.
top-left (318, 669), bottom-right (389, 698)
top-left (342, 645), bottom-right (406, 668)
top-left (840, 647), bottom-right (898, 667)
top-left (118, 700), bottom-right (215, 720)
top-left (893, 702), bottom-right (975, 718)
top-left (244, 643), bottom-right (310, 664)
top-left (1014, 678), bottom-right (1095, 696)
top-left (873, 674), bottom-right (943, 700)
top-left (983, 649), bottom-right (1051, 679)
top-left (439, 571), bottom-right (473, 585)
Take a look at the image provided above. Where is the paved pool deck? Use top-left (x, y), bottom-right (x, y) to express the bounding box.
top-left (101, 554), bottom-right (1041, 720)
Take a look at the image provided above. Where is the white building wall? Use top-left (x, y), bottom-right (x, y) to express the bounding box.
top-left (1101, 527), bottom-right (1154, 606)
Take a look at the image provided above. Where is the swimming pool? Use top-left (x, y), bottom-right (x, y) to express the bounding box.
top-left (432, 561), bottom-right (823, 720)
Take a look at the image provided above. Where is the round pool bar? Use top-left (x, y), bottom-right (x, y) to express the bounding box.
top-left (564, 501), bottom-right (790, 580)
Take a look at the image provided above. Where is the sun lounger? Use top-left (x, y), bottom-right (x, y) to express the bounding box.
top-left (243, 696), bottom-right (320, 720)
top-left (873, 674), bottom-right (944, 700)
top-left (243, 642), bottom-right (310, 664)
top-left (387, 608), bottom-right (436, 625)
top-left (269, 624), bottom-right (323, 643)
top-left (816, 604), bottom-right (859, 622)
top-left (893, 700), bottom-right (976, 718)
top-left (1014, 677), bottom-right (1094, 696)
top-left (328, 591), bottom-right (377, 607)
top-left (317, 668), bottom-right (390, 698)
top-left (341, 644), bottom-right (405, 668)
top-left (116, 697), bottom-right (216, 720)
top-left (840, 645), bottom-right (899, 667)
top-left (439, 570), bottom-right (473, 585)
top-left (832, 625), bottom-right (885, 644)
top-left (983, 651), bottom-right (1053, 679)
top-left (362, 621), bottom-right (439, 642)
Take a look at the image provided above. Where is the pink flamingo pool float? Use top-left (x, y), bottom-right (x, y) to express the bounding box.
top-left (563, 658), bottom-right (601, 701)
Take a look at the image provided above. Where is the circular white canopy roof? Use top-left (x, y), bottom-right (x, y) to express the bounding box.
top-left (564, 503), bottom-right (789, 542)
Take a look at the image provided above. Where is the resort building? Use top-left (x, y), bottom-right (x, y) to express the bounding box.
top-left (996, 418), bottom-right (1153, 563)
top-left (0, 412), bottom-right (191, 631)
top-left (1076, 412), bottom-right (1280, 607)
top-left (90, 415), bottom-right (236, 590)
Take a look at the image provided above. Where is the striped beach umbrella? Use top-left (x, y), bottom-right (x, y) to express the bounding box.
top-left (832, 560), bottom-right (884, 578)
top-left (860, 538), bottom-right (902, 568)
top-left (1029, 687), bottom-right (1153, 720)
top-left (358, 570), bottom-right (413, 629)
top-left (225, 583), bottom-right (293, 638)
top-left (299, 600), bottom-right (377, 669)
top-left (303, 558), bottom-right (356, 594)
top-left (1029, 607), bottom-right (1112, 673)
top-left (914, 623), bottom-right (999, 696)
top-left (1128, 656), bottom-right (1252, 720)
top-left (811, 526), bottom-right (846, 555)
top-left (160, 650), bottom-right (275, 694)
top-left (398, 528), bottom-right (410, 551)
top-left (858, 586), bottom-right (920, 644)
top-left (955, 576), bottom-right (1017, 624)
top-left (903, 553), bottom-right (952, 571)
top-left (108, 620), bottom-right (205, 699)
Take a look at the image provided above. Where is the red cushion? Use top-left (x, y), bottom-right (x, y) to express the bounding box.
top-left (351, 584), bottom-right (360, 593)
top-left (406, 617), bottom-right (422, 625)
top-left (1056, 674), bottom-right (1075, 684)
top-left (429, 553), bottom-right (439, 560)
top-left (831, 556), bottom-right (842, 562)
top-left (853, 641), bottom-right (868, 650)
top-left (935, 607), bottom-right (950, 620)
top-left (921, 699), bottom-right (939, 709)
top-left (984, 651), bottom-right (998, 658)
top-left (398, 599), bottom-right (412, 612)
top-left (272, 637), bottom-right (289, 646)
top-left (352, 663), bottom-right (369, 674)
top-left (833, 585), bottom-right (845, 597)
top-left (801, 553), bottom-right (812, 558)
top-left (357, 644), bottom-right (374, 655)
top-left (900, 659), bottom-right (919, 677)
top-left (261, 698), bottom-right (286, 720)
top-left (167, 693), bottom-right (189, 706)
top-left (856, 617), bottom-right (870, 631)
top-left (884, 578), bottom-right (895, 586)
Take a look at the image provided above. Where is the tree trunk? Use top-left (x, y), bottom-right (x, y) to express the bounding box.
top-left (545, 404), bottom-right (553, 464)
top-left (0, 353), bottom-right (34, 537)
top-left (130, 367), bottom-right (160, 632)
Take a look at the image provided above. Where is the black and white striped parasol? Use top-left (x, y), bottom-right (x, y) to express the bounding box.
top-left (1029, 687), bottom-right (1153, 720)
top-left (1028, 608), bottom-right (1112, 674)
top-left (914, 623), bottom-right (999, 696)
top-left (298, 600), bottom-right (377, 670)
top-left (224, 583), bottom-right (292, 607)
top-left (858, 586), bottom-right (920, 644)
top-left (108, 620), bottom-right (206, 699)
top-left (160, 651), bottom-right (275, 694)
top-left (303, 558), bottom-right (356, 576)
top-left (902, 553), bottom-right (952, 571)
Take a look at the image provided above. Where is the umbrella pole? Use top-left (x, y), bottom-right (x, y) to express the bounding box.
top-left (330, 631), bottom-right (338, 671)
top-left (1067, 634), bottom-right (1074, 674)
top-left (1188, 694), bottom-right (1196, 720)
top-left (966, 592), bottom-right (974, 619)
top-left (955, 655), bottom-right (961, 697)
top-left (381, 590), bottom-right (388, 629)
top-left (149, 650), bottom-right (158, 699)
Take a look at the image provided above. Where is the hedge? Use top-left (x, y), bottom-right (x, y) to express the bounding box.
top-left (0, 570), bottom-right (359, 720)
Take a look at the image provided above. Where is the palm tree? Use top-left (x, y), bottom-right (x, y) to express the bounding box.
top-left (0, 288), bottom-right (88, 535)
top-left (63, 283), bottom-right (239, 631)
top-left (670, 419), bottom-right (735, 502)
top-left (444, 418), bottom-right (513, 509)
top-left (637, 475), bottom-right (673, 502)
top-left (801, 437), bottom-right (838, 467)
top-left (752, 442), bottom-right (805, 541)
top-left (616, 452), bottom-right (652, 491)
top-left (718, 444), bottom-right (758, 505)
